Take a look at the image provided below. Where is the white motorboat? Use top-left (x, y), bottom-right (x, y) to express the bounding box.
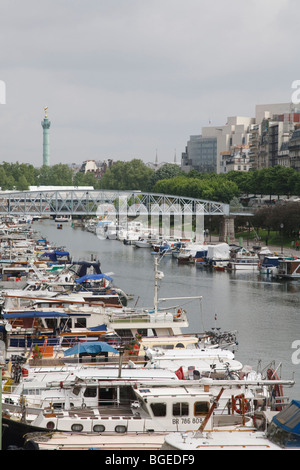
top-left (162, 398), bottom-right (300, 451)
top-left (144, 346), bottom-right (243, 377)
top-left (6, 369), bottom-right (294, 450)
top-left (227, 248), bottom-right (260, 271)
top-left (134, 238), bottom-right (154, 248)
top-left (54, 216), bottom-right (70, 223)
top-left (227, 259), bottom-right (259, 271)
top-left (260, 256), bottom-right (281, 276)
top-left (204, 243), bottom-right (231, 270)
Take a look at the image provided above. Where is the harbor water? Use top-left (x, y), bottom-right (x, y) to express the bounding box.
top-left (33, 219), bottom-right (300, 400)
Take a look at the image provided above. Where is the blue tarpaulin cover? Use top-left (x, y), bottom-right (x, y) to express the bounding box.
top-left (88, 324), bottom-right (107, 331)
top-left (75, 274), bottom-right (113, 283)
top-left (42, 251), bottom-right (70, 261)
top-left (272, 400), bottom-right (300, 435)
top-left (64, 341), bottom-right (119, 356)
top-left (3, 311), bottom-right (70, 319)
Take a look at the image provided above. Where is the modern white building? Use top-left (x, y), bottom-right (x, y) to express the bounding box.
top-left (182, 103), bottom-right (300, 174)
top-left (182, 116), bottom-right (255, 174)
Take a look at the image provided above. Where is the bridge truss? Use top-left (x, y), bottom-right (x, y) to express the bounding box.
top-left (0, 189), bottom-right (231, 217)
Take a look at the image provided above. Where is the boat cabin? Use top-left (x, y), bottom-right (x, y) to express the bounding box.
top-left (267, 400), bottom-right (300, 448)
top-left (276, 259), bottom-right (300, 279)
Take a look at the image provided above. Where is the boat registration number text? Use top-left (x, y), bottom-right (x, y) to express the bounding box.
top-left (172, 417), bottom-right (202, 425)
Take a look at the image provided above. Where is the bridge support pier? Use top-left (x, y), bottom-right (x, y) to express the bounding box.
top-left (220, 215), bottom-right (235, 243)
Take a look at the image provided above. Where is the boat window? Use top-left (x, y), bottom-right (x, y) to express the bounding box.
top-left (84, 387), bottom-right (97, 398)
top-left (45, 318), bottom-right (58, 330)
top-left (59, 318), bottom-right (72, 330)
top-left (267, 422), bottom-right (300, 448)
top-left (115, 329), bottom-right (134, 338)
top-left (150, 402), bottom-right (167, 417)
top-left (52, 402), bottom-right (65, 409)
top-left (137, 329), bottom-right (147, 337)
top-left (23, 388), bottom-right (41, 395)
top-left (75, 318), bottom-right (87, 328)
top-left (72, 386), bottom-right (81, 396)
top-left (71, 424), bottom-right (83, 432)
top-left (115, 425), bottom-right (127, 433)
top-left (173, 402), bottom-right (189, 416)
top-left (93, 424), bottom-right (105, 433)
top-left (46, 421), bottom-right (55, 430)
top-left (194, 401), bottom-right (210, 416)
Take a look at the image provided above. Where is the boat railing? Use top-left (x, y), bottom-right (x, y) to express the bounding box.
top-left (107, 308), bottom-right (188, 324)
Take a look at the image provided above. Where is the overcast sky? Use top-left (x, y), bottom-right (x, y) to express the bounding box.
top-left (0, 0), bottom-right (299, 168)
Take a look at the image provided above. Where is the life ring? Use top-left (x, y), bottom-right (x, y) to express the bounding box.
top-left (232, 394), bottom-right (249, 414)
top-left (267, 368), bottom-right (284, 411)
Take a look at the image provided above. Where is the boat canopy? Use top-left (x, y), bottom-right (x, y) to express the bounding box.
top-left (272, 400), bottom-right (300, 434)
top-left (88, 324), bottom-right (107, 331)
top-left (64, 341), bottom-right (119, 356)
top-left (207, 243), bottom-right (230, 259)
top-left (42, 251), bottom-right (70, 261)
top-left (75, 274), bottom-right (113, 283)
top-left (267, 400), bottom-right (300, 448)
top-left (261, 256), bottom-right (280, 267)
top-left (72, 261), bottom-right (102, 277)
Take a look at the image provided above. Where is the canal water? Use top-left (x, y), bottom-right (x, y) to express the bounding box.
top-left (33, 219), bottom-right (300, 400)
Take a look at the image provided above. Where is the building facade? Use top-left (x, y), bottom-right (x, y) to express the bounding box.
top-left (181, 135), bottom-right (217, 173)
top-left (182, 103), bottom-right (300, 174)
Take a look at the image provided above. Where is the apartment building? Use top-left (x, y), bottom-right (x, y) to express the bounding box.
top-left (182, 103), bottom-right (300, 174)
top-left (181, 116), bottom-right (254, 174)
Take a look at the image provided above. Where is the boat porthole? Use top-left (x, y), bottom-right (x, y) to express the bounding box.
top-left (46, 421), bottom-right (55, 430)
top-left (71, 423), bottom-right (84, 432)
top-left (93, 424), bottom-right (105, 432)
top-left (115, 425), bottom-right (127, 433)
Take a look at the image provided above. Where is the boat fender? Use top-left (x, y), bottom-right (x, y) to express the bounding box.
top-left (24, 439), bottom-right (39, 451)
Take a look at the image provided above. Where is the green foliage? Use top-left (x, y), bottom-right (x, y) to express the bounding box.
top-left (253, 203), bottom-right (300, 237)
top-left (149, 163), bottom-right (183, 187)
top-left (2, 160), bottom-right (300, 207)
top-left (153, 174), bottom-right (240, 204)
top-left (99, 159), bottom-right (154, 191)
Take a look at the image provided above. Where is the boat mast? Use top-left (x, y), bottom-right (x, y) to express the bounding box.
top-left (153, 256), bottom-right (164, 315)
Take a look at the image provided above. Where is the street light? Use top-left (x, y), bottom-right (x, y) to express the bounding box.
top-left (280, 223), bottom-right (284, 254)
top-left (246, 221), bottom-right (249, 248)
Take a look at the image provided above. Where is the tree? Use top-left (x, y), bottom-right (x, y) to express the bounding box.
top-left (148, 164), bottom-right (183, 189)
top-left (99, 159), bottom-right (154, 191)
top-left (73, 171), bottom-right (98, 187)
top-left (16, 175), bottom-right (29, 191)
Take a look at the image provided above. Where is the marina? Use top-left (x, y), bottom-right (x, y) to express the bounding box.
top-left (1, 217), bottom-right (300, 450)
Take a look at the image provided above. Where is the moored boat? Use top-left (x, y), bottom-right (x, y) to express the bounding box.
top-left (12, 369), bottom-right (294, 450)
top-left (162, 398), bottom-right (300, 451)
top-left (276, 258), bottom-right (300, 279)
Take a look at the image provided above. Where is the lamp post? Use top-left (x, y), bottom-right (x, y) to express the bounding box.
top-left (246, 221), bottom-right (249, 248)
top-left (280, 223), bottom-right (284, 254)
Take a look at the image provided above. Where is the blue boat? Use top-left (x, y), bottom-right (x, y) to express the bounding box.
top-left (260, 256), bottom-right (281, 276)
top-left (267, 400), bottom-right (300, 448)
